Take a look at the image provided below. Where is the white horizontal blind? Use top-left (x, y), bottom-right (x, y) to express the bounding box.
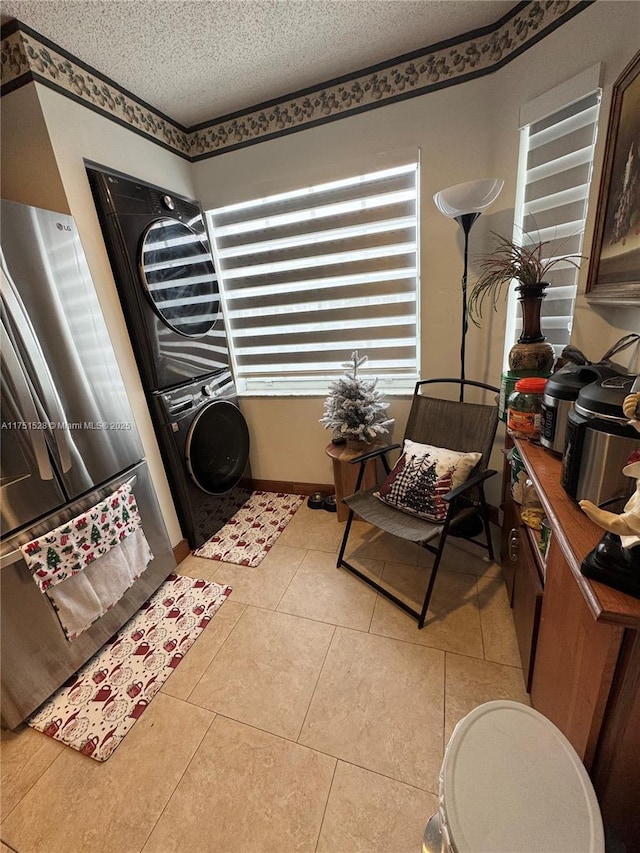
top-left (207, 163), bottom-right (419, 393)
top-left (505, 90), bottom-right (601, 363)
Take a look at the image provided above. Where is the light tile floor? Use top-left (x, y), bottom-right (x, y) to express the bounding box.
top-left (1, 503), bottom-right (528, 853)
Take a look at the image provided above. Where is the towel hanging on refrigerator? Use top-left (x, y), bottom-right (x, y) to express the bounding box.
top-left (21, 483), bottom-right (142, 592)
top-left (46, 528), bottom-right (153, 640)
top-left (20, 483), bottom-right (153, 640)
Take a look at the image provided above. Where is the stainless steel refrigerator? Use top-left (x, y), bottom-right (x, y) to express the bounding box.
top-left (0, 198), bottom-right (176, 729)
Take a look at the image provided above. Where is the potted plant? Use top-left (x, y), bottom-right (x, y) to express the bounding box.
top-left (467, 232), bottom-right (583, 372)
top-left (320, 352), bottom-right (393, 449)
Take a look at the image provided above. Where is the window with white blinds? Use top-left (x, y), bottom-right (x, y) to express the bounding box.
top-left (207, 163), bottom-right (420, 394)
top-left (504, 84), bottom-right (601, 365)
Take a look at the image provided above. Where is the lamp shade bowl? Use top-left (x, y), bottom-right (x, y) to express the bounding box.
top-left (433, 178), bottom-right (504, 218)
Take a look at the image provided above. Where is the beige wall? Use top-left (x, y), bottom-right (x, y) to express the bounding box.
top-left (192, 65), bottom-right (500, 488)
top-left (192, 1), bottom-right (640, 497)
top-left (1, 85), bottom-right (68, 212)
top-left (3, 1), bottom-right (639, 528)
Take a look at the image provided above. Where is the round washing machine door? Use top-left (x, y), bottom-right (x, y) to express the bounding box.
top-left (139, 218), bottom-right (220, 337)
top-left (185, 400), bottom-right (250, 495)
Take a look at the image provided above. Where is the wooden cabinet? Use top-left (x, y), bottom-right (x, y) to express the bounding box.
top-left (531, 534), bottom-right (623, 765)
top-left (510, 524), bottom-right (543, 693)
top-left (500, 450), bottom-right (543, 693)
top-left (500, 484), bottom-right (518, 602)
top-left (505, 440), bottom-right (640, 851)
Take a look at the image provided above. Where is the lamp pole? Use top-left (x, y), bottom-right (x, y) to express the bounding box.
top-left (432, 178), bottom-right (504, 403)
top-left (454, 212), bottom-right (480, 403)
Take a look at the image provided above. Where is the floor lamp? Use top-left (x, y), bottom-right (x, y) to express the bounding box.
top-left (433, 178), bottom-right (504, 402)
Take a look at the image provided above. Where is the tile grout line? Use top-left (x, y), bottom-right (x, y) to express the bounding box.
top-left (271, 550), bottom-right (309, 612)
top-left (207, 704), bottom-right (442, 798)
top-left (328, 756), bottom-right (440, 796)
top-left (294, 624), bottom-right (337, 744)
top-left (476, 576), bottom-right (488, 662)
top-left (137, 711), bottom-right (218, 853)
top-left (313, 755), bottom-right (339, 853)
top-left (442, 647), bottom-right (524, 670)
top-left (182, 602), bottom-right (248, 704)
top-left (367, 589), bottom-right (377, 634)
top-left (0, 738), bottom-right (66, 826)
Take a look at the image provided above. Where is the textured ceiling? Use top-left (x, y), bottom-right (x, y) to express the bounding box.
top-left (1, 0), bottom-right (515, 127)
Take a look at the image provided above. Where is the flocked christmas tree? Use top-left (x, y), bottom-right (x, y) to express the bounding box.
top-left (320, 352), bottom-right (393, 444)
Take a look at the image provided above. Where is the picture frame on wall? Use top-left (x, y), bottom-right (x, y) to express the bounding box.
top-left (586, 50), bottom-right (640, 304)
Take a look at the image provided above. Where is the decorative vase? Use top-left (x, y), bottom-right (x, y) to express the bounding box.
top-left (508, 282), bottom-right (555, 373)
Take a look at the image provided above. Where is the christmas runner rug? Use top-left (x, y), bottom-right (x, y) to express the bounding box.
top-left (27, 574), bottom-right (231, 761)
top-left (193, 491), bottom-right (304, 568)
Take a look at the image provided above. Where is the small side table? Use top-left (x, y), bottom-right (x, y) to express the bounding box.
top-left (325, 442), bottom-right (384, 522)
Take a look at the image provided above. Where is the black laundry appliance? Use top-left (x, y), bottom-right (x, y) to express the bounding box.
top-left (86, 163), bottom-right (230, 391)
top-left (150, 370), bottom-right (252, 548)
top-left (87, 164), bottom-right (252, 548)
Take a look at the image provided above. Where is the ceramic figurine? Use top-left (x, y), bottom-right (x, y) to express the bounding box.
top-left (578, 393), bottom-right (640, 597)
top-left (579, 450), bottom-right (640, 546)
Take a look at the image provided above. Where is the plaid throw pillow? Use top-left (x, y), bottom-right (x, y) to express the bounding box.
top-left (374, 439), bottom-right (481, 522)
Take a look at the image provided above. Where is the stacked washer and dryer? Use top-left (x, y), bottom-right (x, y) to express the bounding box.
top-left (87, 165), bottom-right (252, 549)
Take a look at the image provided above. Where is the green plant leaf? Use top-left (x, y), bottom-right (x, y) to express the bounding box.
top-left (467, 231), bottom-right (584, 326)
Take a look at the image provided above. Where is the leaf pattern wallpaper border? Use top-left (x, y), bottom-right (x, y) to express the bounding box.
top-left (1, 2), bottom-right (591, 162)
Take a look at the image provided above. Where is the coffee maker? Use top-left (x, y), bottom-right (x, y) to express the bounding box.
top-left (540, 363), bottom-right (622, 455)
top-left (562, 374), bottom-right (640, 506)
top-left (542, 335), bottom-right (640, 456)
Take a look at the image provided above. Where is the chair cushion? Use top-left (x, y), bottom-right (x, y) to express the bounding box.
top-left (374, 439), bottom-right (481, 522)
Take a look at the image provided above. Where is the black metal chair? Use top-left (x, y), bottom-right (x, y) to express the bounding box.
top-left (336, 378), bottom-right (500, 628)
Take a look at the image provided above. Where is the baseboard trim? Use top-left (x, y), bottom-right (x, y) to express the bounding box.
top-left (173, 538), bottom-right (191, 565)
top-left (251, 479), bottom-right (334, 497)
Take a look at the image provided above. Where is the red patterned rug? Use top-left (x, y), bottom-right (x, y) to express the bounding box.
top-left (193, 491), bottom-right (304, 567)
top-left (27, 574), bottom-right (231, 761)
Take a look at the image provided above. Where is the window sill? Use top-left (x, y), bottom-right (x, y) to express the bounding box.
top-left (237, 388), bottom-right (415, 399)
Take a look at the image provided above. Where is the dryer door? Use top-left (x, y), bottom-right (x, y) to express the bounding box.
top-left (185, 400), bottom-right (250, 494)
top-left (139, 218), bottom-right (220, 337)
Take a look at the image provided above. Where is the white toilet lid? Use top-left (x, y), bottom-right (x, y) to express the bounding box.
top-left (440, 701), bottom-right (604, 853)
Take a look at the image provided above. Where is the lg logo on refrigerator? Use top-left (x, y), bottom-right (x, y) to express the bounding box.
top-left (56, 222), bottom-right (72, 231)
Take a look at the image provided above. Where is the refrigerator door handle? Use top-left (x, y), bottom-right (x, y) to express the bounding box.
top-left (0, 548), bottom-right (24, 570)
top-left (1, 262), bottom-right (73, 473)
top-left (0, 473), bottom-right (138, 571)
top-left (0, 321), bottom-right (54, 481)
